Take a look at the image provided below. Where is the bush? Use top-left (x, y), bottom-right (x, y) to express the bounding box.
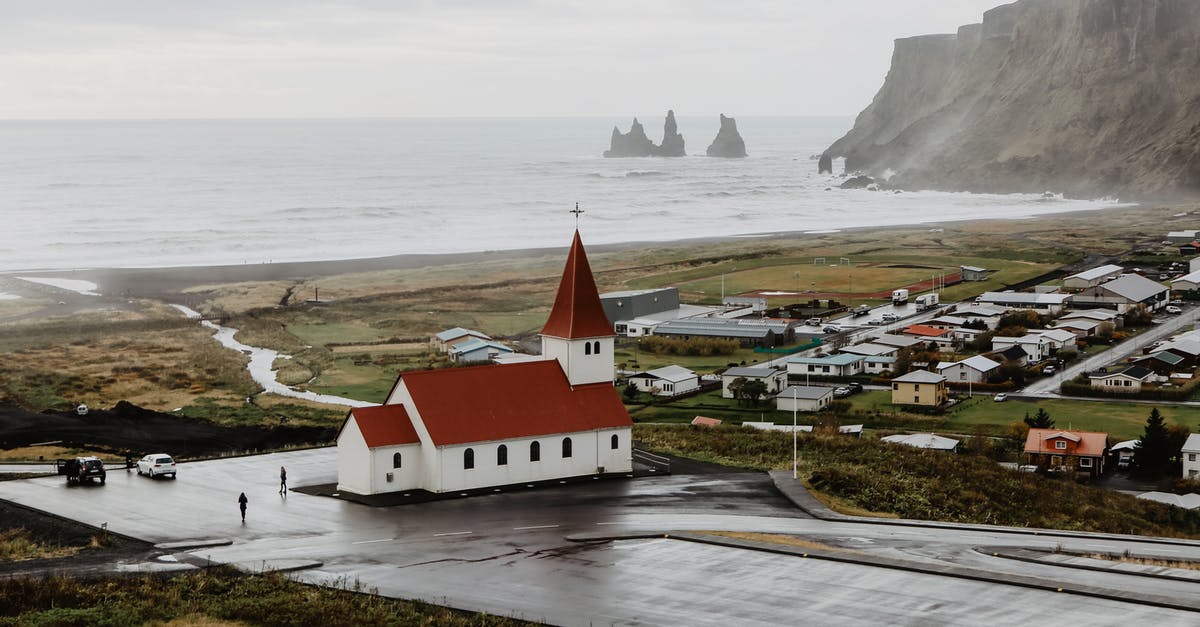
top-left (639, 336), bottom-right (739, 356)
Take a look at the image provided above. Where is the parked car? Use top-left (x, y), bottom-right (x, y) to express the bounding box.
top-left (881, 313), bottom-right (899, 323)
top-left (805, 318), bottom-right (822, 326)
top-left (56, 456), bottom-right (106, 485)
top-left (867, 318), bottom-right (883, 326)
top-left (1043, 366), bottom-right (1056, 376)
top-left (1165, 305), bottom-right (1183, 315)
top-left (847, 382), bottom-right (863, 394)
top-left (137, 454), bottom-right (178, 479)
top-left (993, 393), bottom-right (1008, 402)
top-left (823, 325), bottom-right (841, 334)
top-left (833, 386), bottom-right (852, 398)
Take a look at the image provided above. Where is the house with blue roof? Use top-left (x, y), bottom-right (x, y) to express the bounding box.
top-left (448, 337), bottom-right (515, 363)
top-left (432, 327), bottom-right (491, 353)
top-left (787, 353), bottom-right (865, 378)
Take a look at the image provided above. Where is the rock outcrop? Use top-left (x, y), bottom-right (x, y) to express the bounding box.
top-left (604, 110), bottom-right (686, 157)
top-left (706, 114), bottom-right (747, 158)
top-left (818, 153), bottom-right (833, 174)
top-left (825, 0), bottom-right (1200, 199)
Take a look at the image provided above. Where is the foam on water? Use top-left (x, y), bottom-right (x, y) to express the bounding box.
top-left (0, 117), bottom-right (1125, 272)
top-left (16, 277), bottom-right (101, 295)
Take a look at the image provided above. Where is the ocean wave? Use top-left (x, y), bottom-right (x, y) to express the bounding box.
top-left (625, 170), bottom-right (668, 178)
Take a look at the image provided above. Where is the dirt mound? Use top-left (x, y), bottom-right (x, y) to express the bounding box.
top-left (0, 401), bottom-right (335, 458)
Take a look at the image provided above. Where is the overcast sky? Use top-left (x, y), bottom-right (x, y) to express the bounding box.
top-left (0, 0), bottom-right (1007, 119)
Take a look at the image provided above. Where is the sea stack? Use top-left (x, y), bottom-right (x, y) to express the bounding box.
top-left (818, 153), bottom-right (833, 174)
top-left (705, 114), bottom-right (747, 158)
top-left (603, 111), bottom-right (686, 157)
top-left (658, 110), bottom-right (686, 157)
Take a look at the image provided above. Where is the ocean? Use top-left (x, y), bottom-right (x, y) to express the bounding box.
top-left (0, 116), bottom-right (1121, 273)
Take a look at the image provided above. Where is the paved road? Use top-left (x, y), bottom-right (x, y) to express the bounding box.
top-left (2, 448), bottom-right (1199, 624)
top-left (1022, 304), bottom-right (1200, 396)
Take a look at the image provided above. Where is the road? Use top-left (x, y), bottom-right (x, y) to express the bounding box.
top-left (1, 447), bottom-right (1197, 625)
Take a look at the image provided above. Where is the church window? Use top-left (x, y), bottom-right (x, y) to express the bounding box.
top-left (562, 437), bottom-right (573, 458)
top-left (497, 444), bottom-right (508, 466)
top-left (392, 452), bottom-right (402, 469)
top-left (530, 441), bottom-right (541, 462)
top-left (464, 448), bottom-right (475, 469)
top-left (585, 343), bottom-right (592, 355)
top-left (593, 341), bottom-right (600, 354)
top-left (611, 434), bottom-right (619, 450)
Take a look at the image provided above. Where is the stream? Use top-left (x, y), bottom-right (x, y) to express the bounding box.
top-left (170, 304), bottom-right (373, 408)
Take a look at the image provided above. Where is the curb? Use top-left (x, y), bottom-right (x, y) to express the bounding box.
top-left (982, 546), bottom-right (1200, 584)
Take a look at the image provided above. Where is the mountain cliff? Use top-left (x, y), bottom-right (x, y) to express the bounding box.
top-left (825, 0), bottom-right (1200, 199)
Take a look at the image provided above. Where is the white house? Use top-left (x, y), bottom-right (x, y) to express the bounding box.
top-left (787, 353), bottom-right (865, 378)
top-left (721, 366), bottom-right (787, 399)
top-left (977, 292), bottom-right (1072, 314)
top-left (1171, 270), bottom-right (1200, 293)
top-left (863, 355), bottom-right (896, 375)
top-left (1052, 318), bottom-right (1105, 338)
top-left (1062, 265), bottom-right (1124, 290)
top-left (871, 335), bottom-right (926, 350)
top-left (953, 304), bottom-right (1008, 329)
top-left (337, 231), bottom-right (633, 496)
top-left (880, 433), bottom-right (960, 451)
top-left (1088, 365), bottom-right (1155, 393)
top-left (1072, 273), bottom-right (1169, 313)
top-left (840, 343), bottom-right (898, 358)
top-left (629, 365), bottom-right (700, 396)
top-left (1183, 434), bottom-right (1200, 479)
top-left (935, 355), bottom-right (1001, 384)
top-left (1037, 328), bottom-right (1079, 351)
top-left (774, 385), bottom-right (834, 412)
top-left (448, 337), bottom-right (515, 363)
top-left (992, 333), bottom-right (1054, 363)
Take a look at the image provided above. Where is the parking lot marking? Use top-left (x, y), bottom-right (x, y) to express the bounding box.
top-left (513, 524), bottom-right (559, 530)
top-left (434, 531), bottom-right (472, 537)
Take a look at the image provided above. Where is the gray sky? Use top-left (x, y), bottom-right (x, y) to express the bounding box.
top-left (0, 0), bottom-right (1006, 119)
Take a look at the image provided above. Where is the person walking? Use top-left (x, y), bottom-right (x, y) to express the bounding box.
top-left (238, 492), bottom-right (248, 522)
top-left (279, 466), bottom-right (287, 494)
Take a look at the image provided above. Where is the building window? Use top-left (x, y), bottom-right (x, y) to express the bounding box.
top-left (611, 434), bottom-right (619, 449)
top-left (1190, 453), bottom-right (1196, 462)
top-left (593, 341), bottom-right (600, 354)
top-left (914, 395), bottom-right (919, 403)
top-left (392, 452), bottom-right (402, 469)
top-left (497, 444), bottom-right (508, 466)
top-left (1079, 458), bottom-right (1093, 468)
top-left (464, 448), bottom-right (475, 470)
top-left (562, 437), bottom-right (573, 458)
top-left (530, 441), bottom-right (541, 462)
top-left (585, 343), bottom-right (592, 355)
top-left (892, 383), bottom-right (898, 390)
top-left (1055, 441), bottom-right (1067, 450)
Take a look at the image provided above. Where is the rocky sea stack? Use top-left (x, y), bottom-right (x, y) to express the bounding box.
top-left (824, 0), bottom-right (1200, 199)
top-left (705, 114), bottom-right (747, 158)
top-left (604, 110), bottom-right (686, 157)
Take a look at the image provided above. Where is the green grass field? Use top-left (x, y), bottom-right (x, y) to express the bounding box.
top-left (614, 343), bottom-right (769, 373)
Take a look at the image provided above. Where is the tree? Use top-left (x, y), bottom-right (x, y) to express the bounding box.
top-left (622, 381), bottom-right (639, 401)
top-left (1024, 408), bottom-right (1054, 429)
top-left (1133, 408), bottom-right (1172, 478)
top-left (741, 379), bottom-right (768, 407)
top-left (728, 377), bottom-right (746, 405)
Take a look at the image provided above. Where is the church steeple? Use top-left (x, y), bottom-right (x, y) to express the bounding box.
top-left (540, 230), bottom-right (614, 340)
top-left (540, 230), bottom-right (615, 386)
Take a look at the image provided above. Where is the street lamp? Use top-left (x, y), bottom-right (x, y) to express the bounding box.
top-left (793, 386), bottom-right (799, 479)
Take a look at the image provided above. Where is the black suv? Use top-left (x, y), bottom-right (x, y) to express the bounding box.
top-left (57, 457), bottom-right (107, 485)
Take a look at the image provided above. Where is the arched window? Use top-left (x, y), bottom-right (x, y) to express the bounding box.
top-left (530, 441), bottom-right (541, 462)
top-left (464, 448), bottom-right (475, 470)
top-left (562, 437), bottom-right (573, 458)
top-left (392, 452), bottom-right (402, 468)
top-left (585, 342), bottom-right (592, 355)
top-left (593, 341), bottom-right (600, 354)
top-left (611, 434), bottom-right (619, 450)
top-left (497, 444), bottom-right (508, 466)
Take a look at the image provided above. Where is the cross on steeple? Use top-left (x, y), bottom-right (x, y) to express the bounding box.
top-left (570, 202), bottom-right (584, 228)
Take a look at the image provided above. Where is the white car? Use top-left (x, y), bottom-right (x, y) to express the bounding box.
top-left (137, 454), bottom-right (177, 479)
top-left (1165, 305), bottom-right (1182, 315)
top-left (993, 393), bottom-right (1008, 403)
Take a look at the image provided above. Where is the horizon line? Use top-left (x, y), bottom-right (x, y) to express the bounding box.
top-left (0, 113), bottom-right (857, 123)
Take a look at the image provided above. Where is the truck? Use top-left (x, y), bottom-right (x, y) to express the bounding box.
top-left (850, 304), bottom-right (871, 317)
top-left (914, 292), bottom-right (940, 311)
top-left (891, 289), bottom-right (909, 306)
top-left (56, 456), bottom-right (106, 485)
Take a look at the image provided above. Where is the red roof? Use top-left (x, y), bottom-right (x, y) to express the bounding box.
top-left (691, 416), bottom-right (723, 427)
top-left (348, 405), bottom-right (420, 448)
top-left (904, 324), bottom-right (950, 338)
top-left (540, 230), bottom-right (614, 339)
top-left (401, 359), bottom-right (631, 446)
top-left (1024, 428), bottom-right (1108, 457)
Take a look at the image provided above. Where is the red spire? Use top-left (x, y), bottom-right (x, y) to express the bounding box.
top-left (540, 230), bottom-right (614, 339)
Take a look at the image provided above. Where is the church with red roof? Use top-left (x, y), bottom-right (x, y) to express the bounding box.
top-left (337, 231), bottom-right (634, 495)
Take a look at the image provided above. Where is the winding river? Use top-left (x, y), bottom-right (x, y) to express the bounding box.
top-left (170, 304), bottom-right (373, 408)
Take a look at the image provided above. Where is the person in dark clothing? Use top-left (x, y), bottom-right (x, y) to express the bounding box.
top-left (238, 492), bottom-right (248, 522)
top-left (279, 466), bottom-right (287, 494)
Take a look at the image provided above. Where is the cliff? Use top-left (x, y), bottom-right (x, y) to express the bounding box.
top-left (706, 114), bottom-right (747, 158)
top-left (825, 0), bottom-right (1200, 199)
top-left (604, 110), bottom-right (686, 157)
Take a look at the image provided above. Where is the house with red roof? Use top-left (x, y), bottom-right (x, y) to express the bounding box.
top-left (1023, 428), bottom-right (1110, 477)
top-left (336, 231), bottom-right (633, 495)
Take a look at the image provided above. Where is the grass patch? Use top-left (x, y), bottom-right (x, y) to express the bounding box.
top-left (702, 531), bottom-right (845, 552)
top-left (633, 423), bottom-right (1200, 537)
top-left (0, 568), bottom-right (530, 626)
top-left (178, 398), bottom-right (343, 428)
top-left (0, 528), bottom-right (81, 562)
top-left (1077, 552), bottom-right (1200, 571)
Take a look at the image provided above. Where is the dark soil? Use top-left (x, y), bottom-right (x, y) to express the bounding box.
top-left (0, 499), bottom-right (156, 577)
top-left (0, 401), bottom-right (334, 459)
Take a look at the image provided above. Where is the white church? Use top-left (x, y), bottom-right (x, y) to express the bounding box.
top-left (336, 230), bottom-right (634, 495)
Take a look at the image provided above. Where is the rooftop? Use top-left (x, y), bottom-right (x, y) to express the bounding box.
top-left (789, 353), bottom-right (865, 366)
top-left (892, 370), bottom-right (946, 384)
top-left (631, 365), bottom-right (697, 383)
top-left (881, 433), bottom-right (960, 450)
top-left (344, 405), bottom-right (420, 448)
top-left (722, 366), bottom-right (780, 378)
top-left (1094, 273), bottom-right (1168, 302)
top-left (435, 327), bottom-right (489, 342)
top-left (540, 230), bottom-right (616, 340)
top-left (1065, 264), bottom-right (1124, 282)
top-left (1024, 428), bottom-right (1108, 457)
top-left (978, 291), bottom-right (1072, 305)
top-left (778, 385), bottom-right (835, 400)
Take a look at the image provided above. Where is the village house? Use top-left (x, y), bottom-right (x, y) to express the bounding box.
top-left (977, 291), bottom-right (1072, 315)
top-left (652, 317), bottom-right (794, 347)
top-left (935, 355), bottom-right (1001, 384)
top-left (628, 364), bottom-right (700, 396)
top-left (1051, 318), bottom-right (1105, 338)
top-left (1168, 230), bottom-right (1200, 244)
top-left (1183, 434), bottom-right (1200, 479)
top-left (1088, 364), bottom-right (1155, 393)
top-left (336, 231), bottom-right (633, 496)
top-left (988, 345), bottom-right (1030, 366)
top-left (959, 265), bottom-right (989, 282)
top-left (721, 366), bottom-right (787, 399)
top-left (840, 342), bottom-right (899, 358)
top-left (432, 327), bottom-right (491, 353)
top-left (448, 337), bottom-right (515, 363)
top-left (991, 333), bottom-right (1054, 363)
top-left (1061, 264), bottom-right (1124, 291)
top-left (871, 334), bottom-right (926, 351)
top-left (601, 287), bottom-right (719, 337)
top-left (1132, 350), bottom-right (1187, 375)
top-left (1180, 241), bottom-right (1200, 256)
top-left (1024, 428), bottom-right (1109, 477)
top-left (1155, 338), bottom-right (1200, 368)
top-left (1071, 273), bottom-right (1168, 313)
top-left (901, 324), bottom-right (956, 351)
top-left (925, 315), bottom-right (967, 330)
top-left (1058, 309), bottom-right (1122, 325)
top-left (787, 353), bottom-right (865, 378)
top-left (863, 355), bottom-right (896, 375)
top-left (881, 433), bottom-right (960, 452)
top-left (1171, 270), bottom-right (1200, 293)
top-left (1037, 328), bottom-right (1079, 351)
top-left (890, 370), bottom-right (948, 407)
top-left (774, 385), bottom-right (834, 413)
top-left (952, 304), bottom-right (1008, 329)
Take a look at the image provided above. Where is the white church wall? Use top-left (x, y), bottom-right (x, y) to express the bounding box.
top-left (431, 431), bottom-right (622, 493)
top-left (595, 428), bottom-right (634, 473)
top-left (368, 443), bottom-right (423, 493)
top-left (542, 336), bottom-right (614, 386)
top-left (336, 418), bottom-right (372, 494)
